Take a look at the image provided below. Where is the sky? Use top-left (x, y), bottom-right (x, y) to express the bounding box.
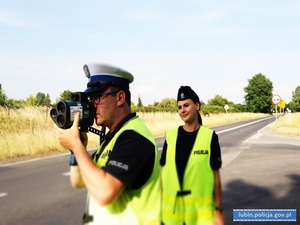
top-left (0, 0), bottom-right (299, 106)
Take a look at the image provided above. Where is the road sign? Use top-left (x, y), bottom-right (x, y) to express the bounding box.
top-left (272, 94), bottom-right (281, 105)
top-left (278, 100), bottom-right (286, 108)
top-left (224, 104), bottom-right (229, 113)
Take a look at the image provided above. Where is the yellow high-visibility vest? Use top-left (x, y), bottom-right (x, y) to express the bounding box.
top-left (161, 126), bottom-right (215, 225)
top-left (86, 116), bottom-right (161, 225)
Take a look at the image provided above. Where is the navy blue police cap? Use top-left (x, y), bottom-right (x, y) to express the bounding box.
top-left (177, 86), bottom-right (200, 103)
top-left (83, 63), bottom-right (134, 94)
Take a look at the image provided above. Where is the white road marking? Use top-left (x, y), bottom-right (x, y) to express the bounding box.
top-left (0, 149), bottom-right (96, 167)
top-left (0, 153), bottom-right (69, 167)
top-left (0, 193), bottom-right (8, 198)
top-left (216, 117), bottom-right (274, 134)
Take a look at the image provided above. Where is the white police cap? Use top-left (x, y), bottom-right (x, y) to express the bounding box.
top-left (83, 63), bottom-right (134, 93)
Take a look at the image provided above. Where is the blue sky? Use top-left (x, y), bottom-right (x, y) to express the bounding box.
top-left (0, 0), bottom-right (299, 106)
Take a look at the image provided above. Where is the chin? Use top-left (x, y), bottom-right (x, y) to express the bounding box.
top-left (94, 118), bottom-right (101, 126)
top-left (181, 116), bottom-right (188, 122)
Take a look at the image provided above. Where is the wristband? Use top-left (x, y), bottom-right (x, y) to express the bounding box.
top-left (69, 152), bottom-right (78, 166)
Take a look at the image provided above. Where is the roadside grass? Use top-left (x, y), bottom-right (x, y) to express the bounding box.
top-left (0, 106), bottom-right (298, 161)
top-left (138, 112), bottom-right (270, 137)
top-left (0, 107), bottom-right (60, 160)
top-left (268, 112), bottom-right (300, 137)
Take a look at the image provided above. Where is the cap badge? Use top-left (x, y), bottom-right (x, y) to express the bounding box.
top-left (83, 65), bottom-right (90, 78)
top-left (180, 93), bottom-right (185, 99)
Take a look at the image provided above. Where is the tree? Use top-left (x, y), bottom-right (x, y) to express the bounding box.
top-left (157, 98), bottom-right (177, 112)
top-left (0, 87), bottom-right (7, 106)
top-left (9, 99), bottom-right (26, 108)
top-left (130, 101), bottom-right (136, 111)
top-left (26, 94), bottom-right (39, 106)
top-left (137, 95), bottom-right (143, 108)
top-left (59, 90), bottom-right (73, 101)
top-left (290, 86), bottom-right (300, 112)
top-left (25, 92), bottom-right (50, 106)
top-left (244, 73), bottom-right (273, 113)
top-left (207, 95), bottom-right (229, 107)
top-left (36, 92), bottom-right (51, 106)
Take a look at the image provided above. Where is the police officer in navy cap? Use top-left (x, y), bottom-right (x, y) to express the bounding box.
top-left (160, 85), bottom-right (224, 225)
top-left (177, 86), bottom-right (202, 125)
top-left (56, 63), bottom-right (161, 225)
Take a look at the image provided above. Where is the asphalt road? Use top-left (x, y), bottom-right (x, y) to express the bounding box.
top-left (1, 116), bottom-right (299, 225)
top-left (220, 123), bottom-right (300, 224)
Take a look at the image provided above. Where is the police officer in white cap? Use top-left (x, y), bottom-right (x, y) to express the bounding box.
top-left (56, 63), bottom-right (161, 225)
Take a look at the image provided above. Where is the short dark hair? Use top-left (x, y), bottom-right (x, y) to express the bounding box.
top-left (108, 86), bottom-right (131, 106)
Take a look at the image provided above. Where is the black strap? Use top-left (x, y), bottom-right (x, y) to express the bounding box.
top-left (176, 190), bottom-right (191, 196)
top-left (87, 126), bottom-right (102, 136)
top-left (82, 213), bottom-right (93, 223)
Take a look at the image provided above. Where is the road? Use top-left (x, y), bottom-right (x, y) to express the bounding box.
top-left (0, 116), bottom-right (299, 225)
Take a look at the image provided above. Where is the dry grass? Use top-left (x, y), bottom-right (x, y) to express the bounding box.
top-left (268, 113), bottom-right (300, 137)
top-left (0, 106), bottom-right (298, 161)
top-left (0, 107), bottom-right (100, 160)
top-left (138, 112), bottom-right (269, 137)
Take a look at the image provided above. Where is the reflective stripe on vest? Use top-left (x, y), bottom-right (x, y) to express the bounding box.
top-left (86, 116), bottom-right (161, 225)
top-left (161, 126), bottom-right (215, 225)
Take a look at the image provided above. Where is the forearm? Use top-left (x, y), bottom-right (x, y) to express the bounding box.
top-left (56, 114), bottom-right (123, 204)
top-left (70, 165), bottom-right (85, 188)
top-left (72, 145), bottom-right (125, 206)
top-left (213, 170), bottom-right (225, 225)
top-left (214, 170), bottom-right (222, 207)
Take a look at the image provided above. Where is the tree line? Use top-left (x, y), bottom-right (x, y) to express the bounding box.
top-left (1, 73), bottom-right (300, 113)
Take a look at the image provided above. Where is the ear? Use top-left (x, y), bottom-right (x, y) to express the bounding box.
top-left (196, 102), bottom-right (201, 111)
top-left (117, 90), bottom-right (126, 105)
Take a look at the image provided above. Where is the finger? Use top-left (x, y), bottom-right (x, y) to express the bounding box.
top-left (72, 112), bottom-right (80, 128)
